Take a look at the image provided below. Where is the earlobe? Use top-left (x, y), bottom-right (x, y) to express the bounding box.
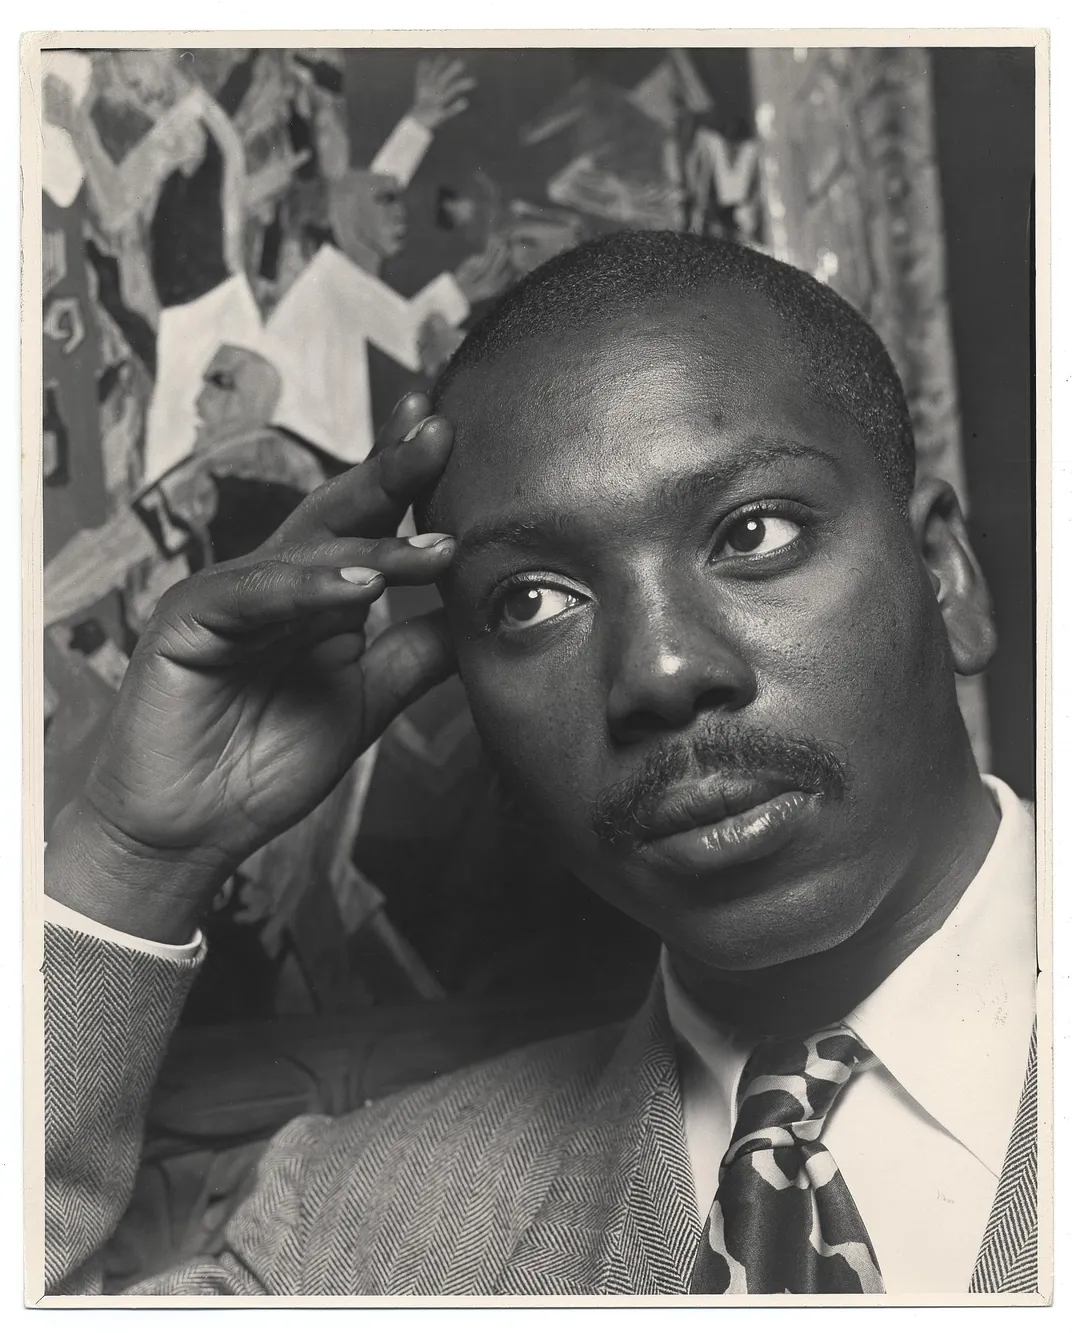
top-left (908, 477), bottom-right (997, 677)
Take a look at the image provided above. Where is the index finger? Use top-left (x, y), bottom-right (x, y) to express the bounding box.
top-left (267, 411), bottom-right (454, 547)
top-left (369, 390), bottom-right (430, 461)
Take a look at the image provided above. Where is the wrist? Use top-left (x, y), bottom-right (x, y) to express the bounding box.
top-left (409, 107), bottom-right (437, 132)
top-left (44, 799), bottom-right (232, 945)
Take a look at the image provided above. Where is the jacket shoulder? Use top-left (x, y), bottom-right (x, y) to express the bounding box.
top-left (227, 1019), bottom-right (628, 1293)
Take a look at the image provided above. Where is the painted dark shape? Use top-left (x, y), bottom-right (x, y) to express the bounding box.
top-left (149, 129), bottom-right (228, 308)
top-left (84, 237), bottom-right (157, 375)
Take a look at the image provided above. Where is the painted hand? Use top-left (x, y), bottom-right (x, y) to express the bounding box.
top-left (411, 55), bottom-right (477, 130)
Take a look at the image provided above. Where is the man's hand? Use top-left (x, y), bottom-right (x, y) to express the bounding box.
top-left (410, 55), bottom-right (476, 131)
top-left (46, 394), bottom-right (457, 944)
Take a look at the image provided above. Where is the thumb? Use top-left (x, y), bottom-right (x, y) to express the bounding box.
top-left (358, 608), bottom-right (457, 739)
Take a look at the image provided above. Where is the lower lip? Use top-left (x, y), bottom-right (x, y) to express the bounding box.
top-left (640, 790), bottom-right (818, 874)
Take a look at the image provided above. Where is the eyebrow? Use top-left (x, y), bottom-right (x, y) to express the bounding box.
top-left (452, 437), bottom-right (842, 564)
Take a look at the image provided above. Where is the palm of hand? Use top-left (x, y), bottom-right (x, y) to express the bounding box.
top-left (61, 393), bottom-right (458, 926)
top-left (85, 616), bottom-right (372, 867)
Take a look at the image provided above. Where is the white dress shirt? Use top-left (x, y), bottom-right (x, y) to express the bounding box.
top-left (663, 774), bottom-right (1037, 1294)
top-left (44, 775), bottom-right (1035, 1293)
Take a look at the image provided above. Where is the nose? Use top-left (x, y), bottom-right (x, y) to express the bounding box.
top-left (604, 578), bottom-right (757, 746)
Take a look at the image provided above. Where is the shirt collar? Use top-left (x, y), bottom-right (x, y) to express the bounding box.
top-left (662, 950), bottom-right (751, 1131)
top-left (845, 774), bottom-right (1036, 1175)
top-left (663, 775), bottom-right (1036, 1177)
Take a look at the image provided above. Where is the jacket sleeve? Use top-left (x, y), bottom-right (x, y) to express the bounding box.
top-left (41, 921), bottom-right (272, 1295)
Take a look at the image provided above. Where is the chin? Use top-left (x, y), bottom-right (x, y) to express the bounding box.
top-left (690, 883), bottom-right (885, 974)
top-left (599, 859), bottom-right (872, 973)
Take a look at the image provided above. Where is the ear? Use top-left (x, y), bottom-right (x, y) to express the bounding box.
top-left (908, 476), bottom-right (997, 676)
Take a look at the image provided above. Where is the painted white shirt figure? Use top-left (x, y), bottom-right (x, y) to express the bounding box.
top-left (143, 104), bottom-right (470, 476)
top-left (267, 245), bottom-right (469, 465)
top-left (144, 273), bottom-right (264, 481)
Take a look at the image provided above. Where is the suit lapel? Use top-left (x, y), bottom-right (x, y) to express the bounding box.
top-left (493, 973), bottom-right (699, 1295)
top-left (970, 1022), bottom-right (1038, 1294)
top-left (492, 983), bottom-right (1041, 1296)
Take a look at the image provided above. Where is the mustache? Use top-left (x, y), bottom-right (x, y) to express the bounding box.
top-left (590, 721), bottom-right (849, 845)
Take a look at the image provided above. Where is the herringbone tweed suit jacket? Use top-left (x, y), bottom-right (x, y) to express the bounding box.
top-left (43, 922), bottom-right (1038, 1298)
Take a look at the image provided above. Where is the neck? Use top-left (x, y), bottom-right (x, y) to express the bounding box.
top-left (668, 768), bottom-right (1001, 1037)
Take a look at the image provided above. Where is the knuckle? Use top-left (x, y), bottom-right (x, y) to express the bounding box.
top-left (152, 570), bottom-right (203, 622)
top-left (295, 563), bottom-right (324, 595)
top-left (271, 540), bottom-right (314, 566)
top-left (229, 559), bottom-right (290, 605)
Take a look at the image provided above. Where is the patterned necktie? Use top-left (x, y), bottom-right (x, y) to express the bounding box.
top-left (689, 1025), bottom-right (885, 1295)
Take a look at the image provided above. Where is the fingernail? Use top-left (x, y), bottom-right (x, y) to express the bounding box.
top-left (407, 532), bottom-right (453, 549)
top-left (339, 567), bottom-right (383, 585)
top-left (402, 418), bottom-right (429, 443)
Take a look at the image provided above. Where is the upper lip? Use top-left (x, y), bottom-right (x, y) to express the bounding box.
top-left (630, 773), bottom-right (800, 843)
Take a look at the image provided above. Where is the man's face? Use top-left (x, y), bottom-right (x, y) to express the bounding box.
top-left (195, 345), bottom-right (283, 444)
top-left (330, 171), bottom-right (408, 261)
top-left (433, 290), bottom-right (980, 974)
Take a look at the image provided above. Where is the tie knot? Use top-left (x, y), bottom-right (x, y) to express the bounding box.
top-left (722, 1025), bottom-right (874, 1169)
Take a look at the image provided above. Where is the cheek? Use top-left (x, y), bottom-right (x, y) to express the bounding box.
top-left (457, 642), bottom-right (602, 831)
top-left (756, 551), bottom-right (939, 763)
top-left (197, 388), bottom-right (225, 419)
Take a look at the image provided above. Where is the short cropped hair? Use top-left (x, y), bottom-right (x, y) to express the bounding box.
top-left (431, 229), bottom-right (916, 505)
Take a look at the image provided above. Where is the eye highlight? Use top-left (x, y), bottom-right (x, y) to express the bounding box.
top-left (715, 510), bottom-right (804, 559)
top-left (491, 583), bottom-right (584, 632)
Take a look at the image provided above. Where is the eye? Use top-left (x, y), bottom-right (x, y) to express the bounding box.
top-left (717, 511), bottom-right (802, 558)
top-left (492, 583), bottom-right (583, 632)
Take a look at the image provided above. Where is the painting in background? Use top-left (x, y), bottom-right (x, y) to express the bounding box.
top-left (39, 42), bottom-right (987, 1019)
top-left (39, 46), bottom-right (766, 1023)
top-left (35, 43), bottom-right (997, 1289)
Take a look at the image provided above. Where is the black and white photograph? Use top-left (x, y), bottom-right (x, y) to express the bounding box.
top-left (22, 29), bottom-right (1048, 1305)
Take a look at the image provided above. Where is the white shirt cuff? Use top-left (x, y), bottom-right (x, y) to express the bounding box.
top-left (370, 114), bottom-right (433, 187)
top-left (43, 894), bottom-right (203, 962)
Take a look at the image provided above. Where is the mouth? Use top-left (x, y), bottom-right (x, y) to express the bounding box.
top-left (630, 775), bottom-right (822, 874)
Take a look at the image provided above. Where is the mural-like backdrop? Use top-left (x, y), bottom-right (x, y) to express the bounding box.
top-left (39, 46), bottom-right (769, 1022)
top-left (35, 43), bottom-right (989, 1288)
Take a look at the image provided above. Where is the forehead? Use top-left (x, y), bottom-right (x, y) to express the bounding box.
top-left (433, 292), bottom-right (871, 533)
top-left (206, 346), bottom-right (259, 373)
